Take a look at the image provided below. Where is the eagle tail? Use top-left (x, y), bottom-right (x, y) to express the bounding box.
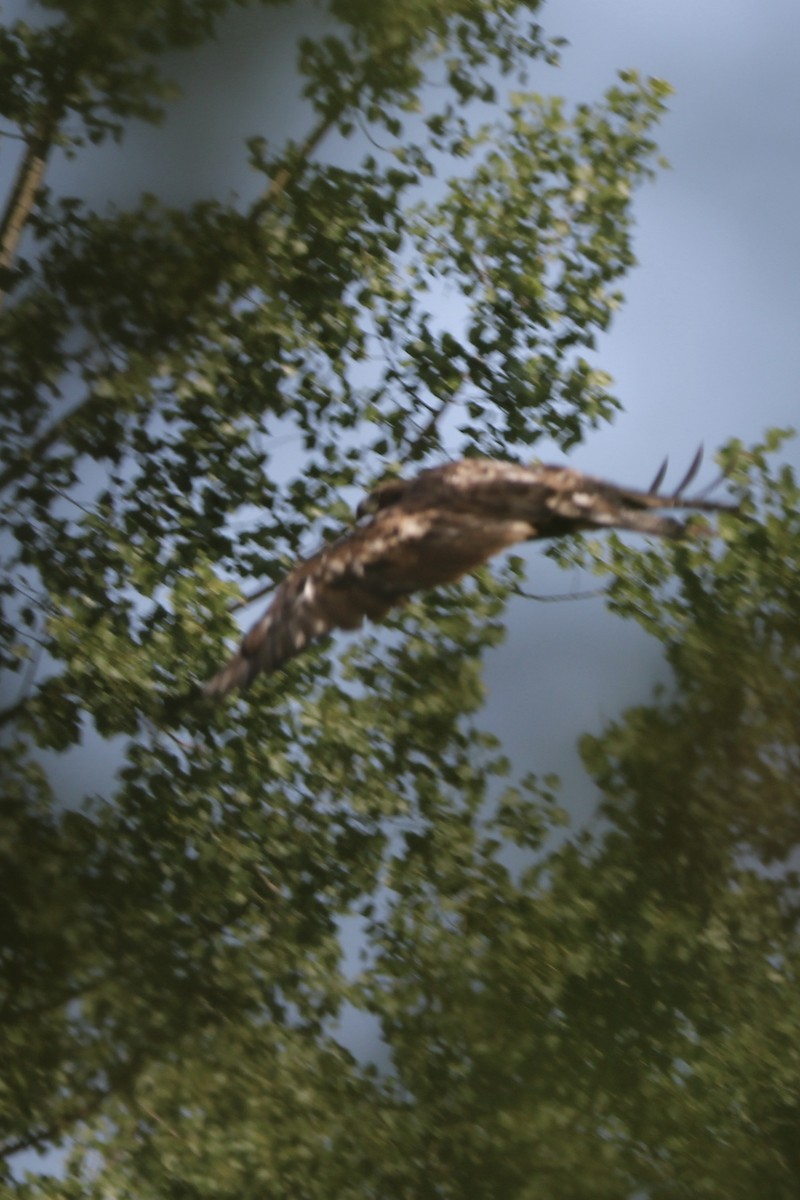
top-left (617, 447), bottom-right (737, 520)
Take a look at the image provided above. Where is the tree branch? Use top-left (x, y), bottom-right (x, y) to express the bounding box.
top-left (0, 696), bottom-right (28, 728)
top-left (253, 104), bottom-right (346, 215)
top-left (0, 395), bottom-right (93, 494)
top-left (0, 96), bottom-right (348, 497)
top-left (512, 583), bottom-right (611, 603)
top-left (0, 110), bottom-right (59, 307)
top-left (229, 579), bottom-right (278, 612)
top-left (0, 1047), bottom-right (146, 1163)
top-left (402, 391), bottom-right (459, 462)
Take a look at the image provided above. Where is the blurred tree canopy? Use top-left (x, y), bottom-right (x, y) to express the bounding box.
top-left (1, 1), bottom-right (799, 1196)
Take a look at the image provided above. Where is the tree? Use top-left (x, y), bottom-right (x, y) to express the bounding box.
top-left (3, 1), bottom-right (799, 1196)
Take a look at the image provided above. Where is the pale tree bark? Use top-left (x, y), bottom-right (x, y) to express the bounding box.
top-left (0, 112), bottom-right (58, 308)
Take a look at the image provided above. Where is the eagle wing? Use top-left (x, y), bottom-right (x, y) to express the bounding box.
top-left (202, 507), bottom-right (439, 697)
top-left (203, 456), bottom-right (734, 697)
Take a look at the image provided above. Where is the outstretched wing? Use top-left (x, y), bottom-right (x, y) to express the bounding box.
top-left (202, 508), bottom-right (436, 697)
top-left (203, 454), bottom-right (735, 697)
top-left (202, 465), bottom-right (539, 697)
top-left (200, 523), bottom-right (410, 696)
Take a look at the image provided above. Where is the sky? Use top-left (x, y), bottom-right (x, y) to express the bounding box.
top-left (6, 0), bottom-right (800, 1179)
top-left (483, 0), bottom-right (800, 815)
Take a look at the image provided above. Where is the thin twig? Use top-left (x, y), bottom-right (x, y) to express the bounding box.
top-left (512, 584), bottom-right (610, 603)
top-left (0, 397), bottom-right (94, 494)
top-left (0, 696), bottom-right (28, 727)
top-left (0, 1046), bottom-right (146, 1161)
top-left (403, 390), bottom-right (459, 461)
top-left (229, 579), bottom-right (278, 612)
top-left (251, 99), bottom-right (351, 219)
top-left (138, 1103), bottom-right (181, 1140)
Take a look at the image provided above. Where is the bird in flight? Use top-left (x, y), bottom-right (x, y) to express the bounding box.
top-left (203, 451), bottom-right (734, 698)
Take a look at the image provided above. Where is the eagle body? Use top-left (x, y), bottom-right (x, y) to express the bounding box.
top-left (203, 457), bottom-right (730, 698)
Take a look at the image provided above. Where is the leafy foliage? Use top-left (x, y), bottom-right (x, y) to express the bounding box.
top-left (2, 1), bottom-right (799, 1197)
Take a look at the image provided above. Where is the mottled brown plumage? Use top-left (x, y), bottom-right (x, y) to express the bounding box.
top-left (203, 455), bottom-right (733, 697)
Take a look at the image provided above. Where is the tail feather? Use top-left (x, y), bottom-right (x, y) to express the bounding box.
top-left (615, 446), bottom-right (736, 517)
top-left (648, 455), bottom-right (669, 495)
top-left (671, 444), bottom-right (704, 498)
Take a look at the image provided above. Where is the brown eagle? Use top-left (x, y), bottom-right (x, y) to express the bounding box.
top-left (203, 453), bottom-right (733, 698)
